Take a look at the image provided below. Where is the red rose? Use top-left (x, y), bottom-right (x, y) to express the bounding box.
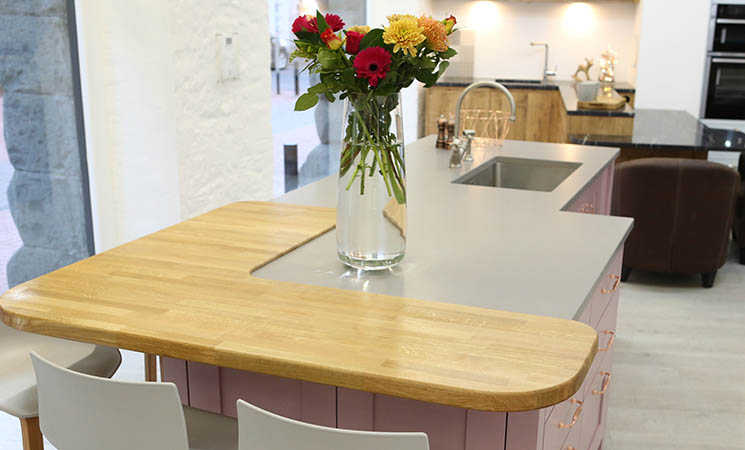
top-left (292, 15), bottom-right (318, 34)
top-left (353, 47), bottom-right (392, 88)
top-left (443, 15), bottom-right (457, 34)
top-left (324, 13), bottom-right (345, 32)
top-left (345, 31), bottom-right (365, 54)
top-left (320, 28), bottom-right (343, 50)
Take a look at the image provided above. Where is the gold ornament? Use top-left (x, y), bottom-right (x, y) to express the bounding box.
top-left (572, 57), bottom-right (594, 82)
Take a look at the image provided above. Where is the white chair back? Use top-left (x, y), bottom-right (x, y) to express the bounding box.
top-left (237, 399), bottom-right (430, 450)
top-left (31, 352), bottom-right (189, 450)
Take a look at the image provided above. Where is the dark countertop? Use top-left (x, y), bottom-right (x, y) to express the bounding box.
top-left (569, 109), bottom-right (745, 152)
top-left (436, 77), bottom-right (636, 117)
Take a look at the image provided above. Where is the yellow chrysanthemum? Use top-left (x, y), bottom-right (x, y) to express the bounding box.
top-left (347, 25), bottom-right (371, 34)
top-left (418, 15), bottom-right (448, 52)
top-left (387, 14), bottom-right (417, 22)
top-left (383, 16), bottom-right (425, 57)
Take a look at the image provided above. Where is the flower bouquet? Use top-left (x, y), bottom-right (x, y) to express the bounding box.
top-left (291, 11), bottom-right (458, 270)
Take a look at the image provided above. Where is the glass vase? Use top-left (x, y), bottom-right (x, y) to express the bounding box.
top-left (336, 92), bottom-right (406, 270)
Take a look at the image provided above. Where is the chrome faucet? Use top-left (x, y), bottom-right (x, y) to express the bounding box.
top-left (449, 81), bottom-right (517, 169)
top-left (530, 41), bottom-right (557, 83)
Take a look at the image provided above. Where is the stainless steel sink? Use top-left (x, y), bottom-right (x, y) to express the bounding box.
top-left (454, 157), bottom-right (580, 192)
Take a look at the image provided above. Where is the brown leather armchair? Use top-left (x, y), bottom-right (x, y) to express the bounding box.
top-left (612, 158), bottom-right (739, 288)
top-left (734, 152), bottom-right (745, 264)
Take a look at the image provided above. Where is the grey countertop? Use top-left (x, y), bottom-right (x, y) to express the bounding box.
top-left (436, 77), bottom-right (636, 117)
top-left (255, 136), bottom-right (634, 322)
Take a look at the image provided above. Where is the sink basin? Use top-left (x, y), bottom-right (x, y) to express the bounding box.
top-left (454, 157), bottom-right (580, 192)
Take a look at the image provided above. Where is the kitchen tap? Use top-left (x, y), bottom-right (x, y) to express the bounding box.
top-left (530, 41), bottom-right (557, 83)
top-left (449, 81), bottom-right (517, 168)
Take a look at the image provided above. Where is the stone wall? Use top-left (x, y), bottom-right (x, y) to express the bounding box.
top-left (0, 0), bottom-right (91, 287)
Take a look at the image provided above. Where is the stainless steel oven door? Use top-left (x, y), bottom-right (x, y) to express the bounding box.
top-left (704, 57), bottom-right (745, 119)
top-left (712, 4), bottom-right (745, 52)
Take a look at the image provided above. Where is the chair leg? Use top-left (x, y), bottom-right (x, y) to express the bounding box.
top-left (621, 265), bottom-right (632, 282)
top-left (145, 353), bottom-right (158, 382)
top-left (702, 271), bottom-right (717, 288)
top-left (20, 417), bottom-right (44, 450)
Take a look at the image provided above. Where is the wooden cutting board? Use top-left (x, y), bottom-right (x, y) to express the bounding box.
top-left (577, 93), bottom-right (627, 111)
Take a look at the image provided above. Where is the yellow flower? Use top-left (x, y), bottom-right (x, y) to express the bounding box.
top-left (383, 15), bottom-right (425, 57)
top-left (418, 15), bottom-right (448, 52)
top-left (387, 14), bottom-right (417, 22)
top-left (347, 25), bottom-right (371, 34)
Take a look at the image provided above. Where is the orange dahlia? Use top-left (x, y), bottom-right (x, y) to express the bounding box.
top-left (418, 15), bottom-right (448, 52)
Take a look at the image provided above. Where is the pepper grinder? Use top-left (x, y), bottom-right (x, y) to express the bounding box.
top-left (446, 113), bottom-right (456, 149)
top-left (436, 115), bottom-right (448, 148)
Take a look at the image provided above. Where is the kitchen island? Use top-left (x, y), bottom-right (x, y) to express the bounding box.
top-left (0, 137), bottom-right (633, 450)
top-left (165, 137), bottom-right (632, 450)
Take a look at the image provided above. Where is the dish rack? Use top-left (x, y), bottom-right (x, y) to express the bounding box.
top-left (458, 109), bottom-right (512, 146)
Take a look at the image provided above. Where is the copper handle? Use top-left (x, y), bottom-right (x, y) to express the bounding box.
top-left (592, 371), bottom-right (612, 395)
top-left (558, 399), bottom-right (583, 429)
top-left (601, 274), bottom-right (620, 294)
top-left (580, 202), bottom-right (595, 213)
top-left (598, 330), bottom-right (615, 352)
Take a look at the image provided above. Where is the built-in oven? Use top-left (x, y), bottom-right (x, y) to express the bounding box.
top-left (703, 2), bottom-right (745, 120)
top-left (710, 4), bottom-right (745, 53)
top-left (704, 57), bottom-right (745, 119)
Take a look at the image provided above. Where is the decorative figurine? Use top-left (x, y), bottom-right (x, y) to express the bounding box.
top-left (598, 46), bottom-right (617, 97)
top-left (436, 115), bottom-right (448, 148)
top-left (446, 113), bottom-right (455, 149)
top-left (572, 58), bottom-right (594, 82)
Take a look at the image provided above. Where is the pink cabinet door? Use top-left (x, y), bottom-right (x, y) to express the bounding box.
top-left (591, 248), bottom-right (623, 327)
top-left (543, 391), bottom-right (584, 450)
top-left (566, 163), bottom-right (614, 215)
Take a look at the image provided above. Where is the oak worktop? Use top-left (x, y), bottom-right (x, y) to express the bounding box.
top-left (0, 137), bottom-right (632, 412)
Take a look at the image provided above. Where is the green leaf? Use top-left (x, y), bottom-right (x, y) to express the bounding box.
top-left (374, 84), bottom-right (396, 96)
top-left (415, 69), bottom-right (436, 86)
top-left (359, 28), bottom-right (384, 50)
top-left (436, 61), bottom-right (450, 80)
top-left (295, 92), bottom-right (319, 111)
top-left (418, 57), bottom-right (436, 69)
top-left (324, 91), bottom-right (335, 102)
top-left (316, 10), bottom-right (329, 33)
top-left (318, 49), bottom-right (342, 69)
top-left (341, 68), bottom-right (357, 85)
top-left (308, 83), bottom-right (327, 95)
top-left (295, 31), bottom-right (323, 45)
top-left (439, 48), bottom-right (457, 59)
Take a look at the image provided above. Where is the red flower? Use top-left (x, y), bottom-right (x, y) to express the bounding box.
top-left (320, 28), bottom-right (343, 50)
top-left (324, 13), bottom-right (345, 32)
top-left (292, 15), bottom-right (318, 34)
top-left (353, 47), bottom-right (391, 88)
top-left (345, 31), bottom-right (365, 54)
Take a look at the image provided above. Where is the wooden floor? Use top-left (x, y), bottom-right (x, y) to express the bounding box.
top-left (0, 244), bottom-right (743, 449)
top-left (605, 243), bottom-right (745, 450)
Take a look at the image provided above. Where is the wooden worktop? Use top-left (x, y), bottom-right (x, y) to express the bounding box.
top-left (0, 201), bottom-right (598, 412)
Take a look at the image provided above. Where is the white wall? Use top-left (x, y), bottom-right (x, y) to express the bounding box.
top-left (430, 1), bottom-right (638, 82)
top-left (76, 0), bottom-right (273, 252)
top-left (634, 0), bottom-right (711, 117)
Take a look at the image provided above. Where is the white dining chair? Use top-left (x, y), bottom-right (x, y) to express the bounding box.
top-left (237, 399), bottom-right (430, 450)
top-left (0, 323), bottom-right (121, 450)
top-left (31, 352), bottom-right (238, 450)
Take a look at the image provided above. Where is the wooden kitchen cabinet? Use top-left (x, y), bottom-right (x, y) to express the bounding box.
top-left (424, 85), bottom-right (633, 144)
top-left (423, 86), bottom-right (567, 144)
